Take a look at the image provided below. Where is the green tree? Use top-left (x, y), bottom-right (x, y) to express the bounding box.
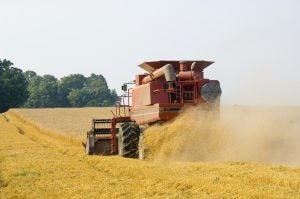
top-left (68, 88), bottom-right (92, 107)
top-left (67, 74), bottom-right (117, 107)
top-left (86, 74), bottom-right (108, 90)
top-left (24, 76), bottom-right (42, 107)
top-left (57, 74), bottom-right (87, 107)
top-left (60, 74), bottom-right (86, 91)
top-left (0, 59), bottom-right (28, 112)
top-left (24, 75), bottom-right (59, 108)
top-left (24, 70), bottom-right (37, 82)
top-left (22, 69), bottom-right (117, 108)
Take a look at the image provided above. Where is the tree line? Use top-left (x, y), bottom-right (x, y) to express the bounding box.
top-left (0, 59), bottom-right (117, 112)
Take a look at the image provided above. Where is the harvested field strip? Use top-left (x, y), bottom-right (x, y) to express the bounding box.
top-left (1, 109), bottom-right (300, 198)
top-left (8, 107), bottom-right (118, 140)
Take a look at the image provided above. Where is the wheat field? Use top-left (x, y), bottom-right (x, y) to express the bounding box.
top-left (8, 107), bottom-right (117, 141)
top-left (1, 107), bottom-right (300, 198)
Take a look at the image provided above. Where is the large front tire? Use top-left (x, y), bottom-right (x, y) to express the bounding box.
top-left (120, 123), bottom-right (140, 158)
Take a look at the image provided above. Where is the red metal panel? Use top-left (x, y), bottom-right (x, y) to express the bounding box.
top-left (135, 75), bottom-right (146, 86)
top-left (110, 120), bottom-right (117, 154)
top-left (150, 82), bottom-right (169, 104)
top-left (132, 81), bottom-right (169, 107)
top-left (132, 83), bottom-right (151, 107)
top-left (130, 105), bottom-right (160, 124)
top-left (130, 103), bottom-right (183, 124)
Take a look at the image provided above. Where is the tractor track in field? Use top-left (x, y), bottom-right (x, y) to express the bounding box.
top-left (2, 112), bottom-right (82, 157)
top-left (5, 113), bottom-right (74, 144)
top-left (1, 112), bottom-right (114, 171)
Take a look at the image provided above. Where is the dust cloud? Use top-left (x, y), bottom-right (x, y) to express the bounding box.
top-left (143, 106), bottom-right (300, 166)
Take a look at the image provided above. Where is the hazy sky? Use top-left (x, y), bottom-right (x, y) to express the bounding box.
top-left (1, 0), bottom-right (299, 105)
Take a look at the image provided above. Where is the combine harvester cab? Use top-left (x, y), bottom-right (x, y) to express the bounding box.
top-left (84, 60), bottom-right (221, 159)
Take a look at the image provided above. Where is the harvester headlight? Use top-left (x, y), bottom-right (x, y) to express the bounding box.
top-left (201, 82), bottom-right (221, 102)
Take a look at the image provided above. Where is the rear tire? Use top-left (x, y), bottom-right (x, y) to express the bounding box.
top-left (120, 123), bottom-right (140, 158)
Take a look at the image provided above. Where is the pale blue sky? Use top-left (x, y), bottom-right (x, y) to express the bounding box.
top-left (1, 0), bottom-right (299, 105)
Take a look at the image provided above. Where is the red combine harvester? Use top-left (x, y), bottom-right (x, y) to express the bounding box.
top-left (84, 60), bottom-right (221, 158)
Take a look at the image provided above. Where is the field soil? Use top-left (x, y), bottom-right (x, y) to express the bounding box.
top-left (0, 107), bottom-right (300, 198)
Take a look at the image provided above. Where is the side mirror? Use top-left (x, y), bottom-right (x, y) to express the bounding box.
top-left (121, 84), bottom-right (127, 91)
